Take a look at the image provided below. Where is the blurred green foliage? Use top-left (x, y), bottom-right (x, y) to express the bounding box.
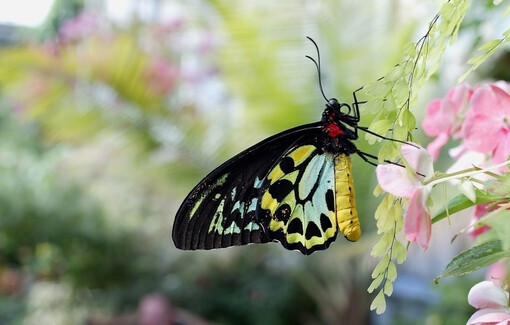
top-left (423, 279), bottom-right (476, 325)
top-left (170, 251), bottom-right (315, 325)
top-left (0, 103), bottom-right (153, 298)
top-left (1, 0), bottom-right (505, 324)
top-left (37, 0), bottom-right (84, 41)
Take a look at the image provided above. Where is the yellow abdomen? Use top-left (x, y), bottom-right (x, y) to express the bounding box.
top-left (334, 154), bottom-right (361, 241)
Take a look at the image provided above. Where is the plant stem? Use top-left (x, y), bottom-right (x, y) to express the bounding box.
top-left (424, 160), bottom-right (510, 187)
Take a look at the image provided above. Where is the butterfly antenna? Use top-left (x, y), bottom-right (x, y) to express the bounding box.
top-left (305, 36), bottom-right (329, 103)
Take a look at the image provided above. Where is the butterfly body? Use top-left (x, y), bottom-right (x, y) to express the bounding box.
top-left (173, 98), bottom-right (364, 255)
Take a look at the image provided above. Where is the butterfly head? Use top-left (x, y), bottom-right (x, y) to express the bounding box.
top-left (324, 98), bottom-right (359, 128)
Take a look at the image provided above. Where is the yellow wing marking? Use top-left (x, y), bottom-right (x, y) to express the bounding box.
top-left (267, 164), bottom-right (284, 183)
top-left (287, 145), bottom-right (316, 166)
top-left (335, 154), bottom-right (361, 241)
top-left (261, 169), bottom-right (298, 213)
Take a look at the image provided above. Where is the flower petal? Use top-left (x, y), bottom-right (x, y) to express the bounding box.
top-left (422, 99), bottom-right (444, 136)
top-left (468, 310), bottom-right (510, 325)
top-left (468, 281), bottom-right (509, 309)
top-left (426, 132), bottom-right (449, 161)
top-left (492, 131), bottom-right (510, 165)
top-left (486, 261), bottom-right (507, 287)
top-left (462, 114), bottom-right (500, 153)
top-left (462, 84), bottom-right (510, 155)
top-left (470, 85), bottom-right (502, 116)
top-left (470, 203), bottom-right (494, 239)
top-left (446, 83), bottom-right (472, 113)
top-left (404, 189), bottom-right (431, 250)
top-left (376, 164), bottom-right (418, 198)
top-left (488, 84), bottom-right (510, 118)
top-left (422, 83), bottom-right (472, 138)
top-left (401, 144), bottom-right (434, 181)
top-left (446, 147), bottom-right (488, 186)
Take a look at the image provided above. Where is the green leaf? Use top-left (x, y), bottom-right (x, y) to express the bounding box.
top-left (439, 1), bottom-right (454, 17)
top-left (373, 105), bottom-right (398, 123)
top-left (431, 190), bottom-right (498, 224)
top-left (398, 108), bottom-right (416, 132)
top-left (368, 273), bottom-right (384, 293)
top-left (375, 195), bottom-right (390, 221)
top-left (478, 39), bottom-right (502, 52)
top-left (384, 281), bottom-right (394, 296)
top-left (370, 290), bottom-right (387, 314)
top-left (371, 232), bottom-right (393, 257)
top-left (377, 207), bottom-right (394, 233)
top-left (362, 99), bottom-right (384, 115)
top-left (372, 254), bottom-right (390, 278)
top-left (403, 43), bottom-right (416, 59)
top-left (369, 119), bottom-right (393, 137)
top-left (367, 119), bottom-right (393, 145)
top-left (387, 262), bottom-right (397, 281)
top-left (363, 82), bottom-right (390, 99)
top-left (378, 141), bottom-right (399, 161)
top-left (375, 198), bottom-right (394, 233)
top-left (391, 121), bottom-right (408, 141)
top-left (385, 65), bottom-right (404, 82)
top-left (373, 184), bottom-right (385, 197)
top-left (391, 240), bottom-right (407, 264)
top-left (392, 79), bottom-right (409, 108)
top-left (467, 53), bottom-right (489, 65)
top-left (434, 240), bottom-right (510, 283)
top-left (382, 94), bottom-right (397, 114)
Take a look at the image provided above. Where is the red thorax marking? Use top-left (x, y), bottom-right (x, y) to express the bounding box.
top-left (326, 123), bottom-right (343, 137)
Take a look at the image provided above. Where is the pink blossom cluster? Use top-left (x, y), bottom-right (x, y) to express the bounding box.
top-left (426, 83), bottom-right (510, 325)
top-left (424, 82), bottom-right (510, 238)
top-left (376, 82), bottom-right (510, 251)
top-left (423, 82), bottom-right (510, 165)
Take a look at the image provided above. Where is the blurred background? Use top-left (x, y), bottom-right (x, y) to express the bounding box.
top-left (0, 0), bottom-right (508, 324)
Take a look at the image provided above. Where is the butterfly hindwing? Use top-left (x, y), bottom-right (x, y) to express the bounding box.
top-left (256, 143), bottom-right (339, 255)
top-left (172, 123), bottom-right (323, 250)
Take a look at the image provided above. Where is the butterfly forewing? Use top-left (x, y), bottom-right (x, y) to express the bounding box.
top-left (172, 123), bottom-right (323, 250)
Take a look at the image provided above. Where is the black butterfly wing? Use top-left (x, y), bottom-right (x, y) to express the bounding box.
top-left (172, 122), bottom-right (323, 250)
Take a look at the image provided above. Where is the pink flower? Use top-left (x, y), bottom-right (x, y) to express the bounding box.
top-left (445, 145), bottom-right (488, 185)
top-left (422, 83), bottom-right (473, 160)
top-left (467, 281), bottom-right (510, 325)
top-left (376, 144), bottom-right (434, 250)
top-left (462, 83), bottom-right (510, 164)
top-left (486, 261), bottom-right (507, 288)
top-left (469, 203), bottom-right (492, 238)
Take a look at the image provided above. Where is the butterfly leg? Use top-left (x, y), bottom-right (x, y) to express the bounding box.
top-left (351, 88), bottom-right (364, 124)
top-left (356, 150), bottom-right (407, 169)
top-left (355, 151), bottom-right (379, 167)
top-left (351, 88), bottom-right (417, 149)
top-left (355, 126), bottom-right (419, 148)
top-left (357, 150), bottom-right (425, 177)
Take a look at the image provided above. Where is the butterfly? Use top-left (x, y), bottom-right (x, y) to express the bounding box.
top-left (172, 37), bottom-right (406, 255)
